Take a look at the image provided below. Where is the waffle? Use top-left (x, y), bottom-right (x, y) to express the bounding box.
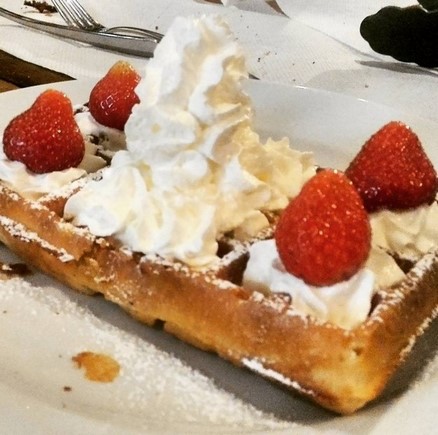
top-left (0, 166), bottom-right (437, 414)
top-left (1, 13), bottom-right (437, 415)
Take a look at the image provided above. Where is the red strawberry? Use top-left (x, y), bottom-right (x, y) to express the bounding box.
top-left (3, 89), bottom-right (85, 174)
top-left (89, 61), bottom-right (140, 130)
top-left (274, 170), bottom-right (371, 287)
top-left (345, 121), bottom-right (438, 212)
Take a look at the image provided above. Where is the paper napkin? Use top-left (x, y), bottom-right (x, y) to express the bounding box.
top-left (1, 0), bottom-right (438, 122)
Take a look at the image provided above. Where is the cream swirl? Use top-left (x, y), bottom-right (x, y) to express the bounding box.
top-left (0, 142), bottom-right (101, 200)
top-left (243, 239), bottom-right (405, 329)
top-left (74, 109), bottom-right (126, 152)
top-left (370, 201), bottom-right (438, 260)
top-left (65, 15), bottom-right (315, 266)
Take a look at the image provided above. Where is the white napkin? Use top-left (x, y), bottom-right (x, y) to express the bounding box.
top-left (1, 0), bottom-right (438, 123)
top-left (0, 0), bottom-right (360, 84)
top-left (220, 0), bottom-right (280, 15)
top-left (275, 0), bottom-right (415, 53)
top-left (272, 0), bottom-right (438, 124)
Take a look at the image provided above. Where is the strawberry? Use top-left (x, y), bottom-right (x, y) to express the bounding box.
top-left (345, 121), bottom-right (438, 212)
top-left (274, 170), bottom-right (371, 287)
top-left (88, 61), bottom-right (140, 130)
top-left (3, 89), bottom-right (85, 174)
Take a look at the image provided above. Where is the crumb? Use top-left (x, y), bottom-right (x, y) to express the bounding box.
top-left (0, 262), bottom-right (32, 279)
top-left (72, 351), bottom-right (121, 383)
top-left (63, 386), bottom-right (72, 392)
top-left (23, 1), bottom-right (57, 13)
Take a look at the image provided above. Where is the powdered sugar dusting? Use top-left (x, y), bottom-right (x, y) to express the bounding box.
top-left (242, 358), bottom-right (316, 397)
top-left (399, 305), bottom-right (438, 362)
top-left (0, 275), bottom-right (292, 432)
top-left (0, 216), bottom-right (74, 262)
top-left (370, 249), bottom-right (438, 323)
top-left (250, 291), bottom-right (296, 316)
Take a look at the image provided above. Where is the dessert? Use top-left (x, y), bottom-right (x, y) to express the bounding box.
top-left (274, 169), bottom-right (371, 287)
top-left (345, 121), bottom-right (438, 213)
top-left (88, 60), bottom-right (141, 131)
top-left (3, 89), bottom-right (85, 173)
top-left (345, 121), bottom-right (438, 263)
top-left (0, 14), bottom-right (437, 416)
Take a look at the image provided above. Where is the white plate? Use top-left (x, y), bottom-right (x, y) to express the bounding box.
top-left (0, 79), bottom-right (437, 435)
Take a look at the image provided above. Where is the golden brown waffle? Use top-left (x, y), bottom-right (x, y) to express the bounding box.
top-left (0, 174), bottom-right (437, 414)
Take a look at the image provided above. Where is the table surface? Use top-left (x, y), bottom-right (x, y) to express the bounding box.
top-left (0, 49), bottom-right (72, 93)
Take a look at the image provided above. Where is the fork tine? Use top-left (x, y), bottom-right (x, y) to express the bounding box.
top-left (69, 0), bottom-right (101, 28)
top-left (51, 0), bottom-right (76, 27)
top-left (52, 0), bottom-right (102, 30)
top-left (52, 0), bottom-right (163, 39)
top-left (66, 4), bottom-right (94, 29)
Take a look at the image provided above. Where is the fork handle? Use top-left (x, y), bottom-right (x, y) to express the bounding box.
top-left (105, 26), bottom-right (163, 41)
top-left (0, 6), bottom-right (158, 57)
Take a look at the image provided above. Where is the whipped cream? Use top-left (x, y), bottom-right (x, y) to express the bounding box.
top-left (74, 108), bottom-right (126, 152)
top-left (0, 110), bottom-right (114, 200)
top-left (0, 150), bottom-right (84, 201)
top-left (371, 201), bottom-right (438, 260)
top-left (243, 239), bottom-right (405, 329)
top-left (65, 15), bottom-right (315, 267)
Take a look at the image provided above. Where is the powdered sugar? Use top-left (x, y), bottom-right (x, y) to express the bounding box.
top-left (370, 249), bottom-right (438, 323)
top-left (0, 275), bottom-right (292, 433)
top-left (242, 358), bottom-right (316, 398)
top-left (0, 216), bottom-right (74, 262)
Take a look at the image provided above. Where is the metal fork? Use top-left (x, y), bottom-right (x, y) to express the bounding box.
top-left (51, 0), bottom-right (163, 41)
top-left (50, 0), bottom-right (259, 78)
